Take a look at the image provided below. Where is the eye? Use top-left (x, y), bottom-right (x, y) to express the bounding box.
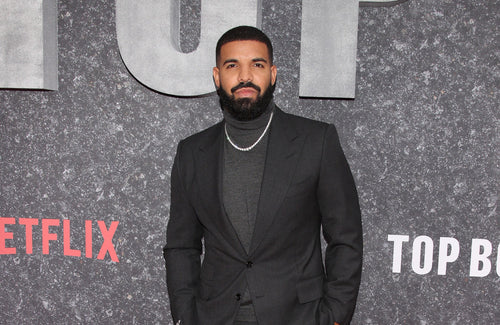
top-left (226, 63), bottom-right (237, 69)
top-left (254, 63), bottom-right (264, 68)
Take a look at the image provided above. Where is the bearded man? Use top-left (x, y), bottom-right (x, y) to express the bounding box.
top-left (164, 26), bottom-right (363, 325)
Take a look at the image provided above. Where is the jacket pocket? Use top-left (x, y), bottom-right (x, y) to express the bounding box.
top-left (285, 177), bottom-right (315, 199)
top-left (296, 275), bottom-right (324, 304)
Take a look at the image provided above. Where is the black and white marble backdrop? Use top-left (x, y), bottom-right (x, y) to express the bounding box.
top-left (0, 0), bottom-right (498, 324)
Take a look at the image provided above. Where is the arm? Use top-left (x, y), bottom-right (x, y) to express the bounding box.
top-left (317, 124), bottom-right (363, 325)
top-left (163, 141), bottom-right (203, 325)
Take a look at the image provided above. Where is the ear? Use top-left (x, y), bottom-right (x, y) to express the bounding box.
top-left (212, 66), bottom-right (220, 88)
top-left (271, 65), bottom-right (277, 86)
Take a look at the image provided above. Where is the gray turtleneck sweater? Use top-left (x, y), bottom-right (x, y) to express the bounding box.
top-left (222, 101), bottom-right (274, 322)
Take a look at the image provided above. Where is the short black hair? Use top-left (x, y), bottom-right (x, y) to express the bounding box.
top-left (216, 26), bottom-right (273, 66)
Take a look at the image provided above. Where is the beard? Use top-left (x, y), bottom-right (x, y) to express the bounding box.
top-left (217, 81), bottom-right (275, 121)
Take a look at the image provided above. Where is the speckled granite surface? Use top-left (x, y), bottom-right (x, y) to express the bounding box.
top-left (0, 0), bottom-right (498, 324)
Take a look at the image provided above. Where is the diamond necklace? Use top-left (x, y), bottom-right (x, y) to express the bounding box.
top-left (224, 111), bottom-right (274, 152)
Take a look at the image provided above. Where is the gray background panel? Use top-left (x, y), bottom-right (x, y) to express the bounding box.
top-left (0, 0), bottom-right (498, 324)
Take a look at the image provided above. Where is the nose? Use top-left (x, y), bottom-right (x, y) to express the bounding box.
top-left (238, 65), bottom-right (252, 83)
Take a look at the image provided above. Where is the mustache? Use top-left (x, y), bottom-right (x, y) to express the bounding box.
top-left (231, 82), bottom-right (261, 93)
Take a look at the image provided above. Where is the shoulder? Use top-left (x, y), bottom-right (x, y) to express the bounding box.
top-left (274, 106), bottom-right (333, 138)
top-left (178, 121), bottom-right (223, 149)
top-left (274, 108), bottom-right (344, 157)
top-left (277, 107), bottom-right (328, 127)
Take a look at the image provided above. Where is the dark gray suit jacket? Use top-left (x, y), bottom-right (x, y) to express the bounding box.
top-left (164, 107), bottom-right (363, 325)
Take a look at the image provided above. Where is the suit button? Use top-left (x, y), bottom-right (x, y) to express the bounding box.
top-left (235, 293), bottom-right (241, 301)
top-left (246, 261), bottom-right (253, 268)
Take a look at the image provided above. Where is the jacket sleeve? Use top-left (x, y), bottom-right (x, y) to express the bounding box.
top-left (317, 124), bottom-right (363, 325)
top-left (163, 141), bottom-right (203, 325)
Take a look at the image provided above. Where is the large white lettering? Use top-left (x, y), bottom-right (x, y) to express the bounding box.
top-left (388, 235), bottom-right (498, 277)
top-left (299, 0), bottom-right (358, 98)
top-left (116, 0), bottom-right (262, 96)
top-left (387, 234), bottom-right (409, 273)
top-left (0, 0), bottom-right (57, 89)
top-left (411, 235), bottom-right (433, 275)
top-left (1, 1), bottom-right (408, 95)
top-left (497, 243), bottom-right (500, 277)
top-left (469, 238), bottom-right (492, 277)
top-left (437, 237), bottom-right (460, 275)
top-left (116, 0), bottom-right (408, 98)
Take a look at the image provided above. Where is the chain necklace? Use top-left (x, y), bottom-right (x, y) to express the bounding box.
top-left (224, 111), bottom-right (274, 152)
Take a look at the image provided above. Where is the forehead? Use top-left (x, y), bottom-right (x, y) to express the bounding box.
top-left (219, 40), bottom-right (270, 62)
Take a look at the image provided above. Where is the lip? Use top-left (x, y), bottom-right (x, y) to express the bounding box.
top-left (234, 87), bottom-right (258, 97)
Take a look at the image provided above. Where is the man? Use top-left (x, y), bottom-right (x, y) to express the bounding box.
top-left (164, 26), bottom-right (362, 325)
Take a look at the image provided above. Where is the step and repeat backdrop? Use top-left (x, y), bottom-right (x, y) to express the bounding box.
top-left (0, 0), bottom-right (498, 324)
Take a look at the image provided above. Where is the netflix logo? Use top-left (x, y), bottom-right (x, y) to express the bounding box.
top-left (0, 218), bottom-right (119, 262)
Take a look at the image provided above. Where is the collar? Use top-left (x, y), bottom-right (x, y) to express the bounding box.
top-left (223, 100), bottom-right (275, 131)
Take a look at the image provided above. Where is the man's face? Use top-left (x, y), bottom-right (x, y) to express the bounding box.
top-left (213, 40), bottom-right (277, 120)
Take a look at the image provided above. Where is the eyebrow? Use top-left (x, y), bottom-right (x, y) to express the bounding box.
top-left (252, 57), bottom-right (268, 63)
top-left (222, 59), bottom-right (238, 66)
top-left (222, 57), bottom-right (268, 66)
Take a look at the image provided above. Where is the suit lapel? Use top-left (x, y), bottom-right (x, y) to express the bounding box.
top-left (197, 123), bottom-right (247, 256)
top-left (249, 108), bottom-right (304, 255)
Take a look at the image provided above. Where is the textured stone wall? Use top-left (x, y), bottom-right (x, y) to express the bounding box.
top-left (0, 0), bottom-right (497, 324)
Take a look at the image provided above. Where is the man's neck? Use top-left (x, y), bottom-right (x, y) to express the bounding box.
top-left (223, 100), bottom-right (275, 131)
